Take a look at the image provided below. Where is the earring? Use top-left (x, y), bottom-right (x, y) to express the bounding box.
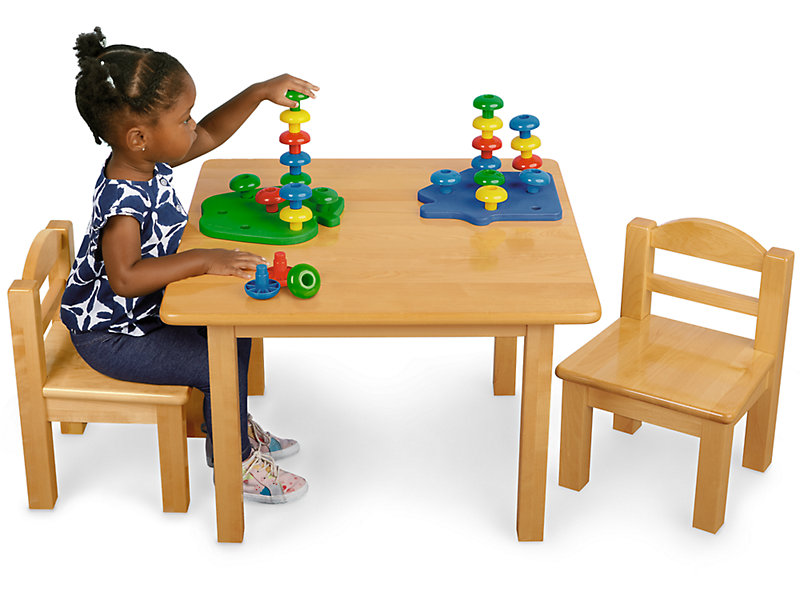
top-left (142, 147), bottom-right (146, 152)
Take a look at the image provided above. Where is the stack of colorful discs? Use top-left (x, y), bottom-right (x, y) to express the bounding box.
top-left (471, 94), bottom-right (504, 171)
top-left (509, 114), bottom-right (542, 171)
top-left (279, 90), bottom-right (312, 185)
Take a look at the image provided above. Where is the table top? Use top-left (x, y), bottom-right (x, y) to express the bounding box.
top-left (161, 158), bottom-right (601, 328)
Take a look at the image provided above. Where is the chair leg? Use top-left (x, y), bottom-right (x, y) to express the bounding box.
top-left (185, 388), bottom-right (206, 438)
top-left (156, 405), bottom-right (190, 513)
top-left (60, 422), bottom-right (87, 435)
top-left (693, 421), bottom-right (734, 533)
top-left (613, 414), bottom-right (641, 434)
top-left (559, 382), bottom-right (593, 491)
top-left (248, 338), bottom-right (265, 396)
top-left (18, 396), bottom-right (58, 509)
top-left (742, 387), bottom-right (778, 472)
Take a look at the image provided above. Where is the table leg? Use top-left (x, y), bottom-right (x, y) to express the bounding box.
top-left (493, 337), bottom-right (517, 395)
top-left (207, 326), bottom-right (245, 543)
top-left (516, 324), bottom-right (554, 541)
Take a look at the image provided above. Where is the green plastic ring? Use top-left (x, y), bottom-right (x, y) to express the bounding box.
top-left (287, 263), bottom-right (321, 298)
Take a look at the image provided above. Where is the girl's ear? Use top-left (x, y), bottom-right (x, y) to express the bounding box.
top-left (124, 127), bottom-right (147, 152)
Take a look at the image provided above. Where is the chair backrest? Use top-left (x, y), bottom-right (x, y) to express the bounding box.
top-left (620, 217), bottom-right (793, 360)
top-left (8, 221), bottom-right (75, 396)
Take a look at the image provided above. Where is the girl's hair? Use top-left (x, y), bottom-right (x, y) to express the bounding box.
top-left (74, 27), bottom-right (188, 145)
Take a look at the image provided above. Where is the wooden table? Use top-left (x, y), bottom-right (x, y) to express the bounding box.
top-left (161, 158), bottom-right (601, 542)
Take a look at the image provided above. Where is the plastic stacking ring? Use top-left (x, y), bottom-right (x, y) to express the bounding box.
top-left (287, 263), bottom-right (321, 298)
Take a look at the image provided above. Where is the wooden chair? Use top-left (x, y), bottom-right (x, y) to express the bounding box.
top-left (555, 217), bottom-right (793, 533)
top-left (8, 220), bottom-right (192, 512)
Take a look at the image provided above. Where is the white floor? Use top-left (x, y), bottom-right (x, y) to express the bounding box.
top-left (2, 335), bottom-right (797, 598)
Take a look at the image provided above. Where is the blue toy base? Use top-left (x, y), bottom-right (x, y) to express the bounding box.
top-left (417, 168), bottom-right (561, 225)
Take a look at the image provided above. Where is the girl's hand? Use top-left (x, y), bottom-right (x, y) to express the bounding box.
top-left (259, 74), bottom-right (319, 108)
top-left (201, 248), bottom-right (266, 279)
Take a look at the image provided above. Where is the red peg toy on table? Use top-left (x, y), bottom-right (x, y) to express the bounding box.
top-left (417, 94), bottom-right (562, 225)
top-left (198, 90), bottom-right (344, 246)
top-left (268, 251), bottom-right (290, 286)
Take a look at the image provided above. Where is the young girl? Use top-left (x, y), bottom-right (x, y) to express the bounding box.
top-left (61, 27), bottom-right (318, 504)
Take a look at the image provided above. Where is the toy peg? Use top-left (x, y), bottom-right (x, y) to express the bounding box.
top-left (245, 264), bottom-right (281, 299)
top-left (520, 169), bottom-right (551, 194)
top-left (473, 94), bottom-right (504, 119)
top-left (430, 169), bottom-right (462, 194)
top-left (512, 154), bottom-right (543, 171)
top-left (310, 187), bottom-right (344, 227)
top-left (475, 185), bottom-right (508, 211)
top-left (279, 182), bottom-right (313, 210)
top-left (285, 89), bottom-right (309, 111)
top-left (280, 151), bottom-right (311, 174)
top-left (268, 251), bottom-right (290, 286)
top-left (279, 130), bottom-right (311, 154)
top-left (280, 205), bottom-right (313, 231)
top-left (255, 187), bottom-right (282, 213)
top-left (472, 136), bottom-right (502, 159)
top-left (311, 187), bottom-right (340, 207)
top-left (229, 173), bottom-right (261, 200)
top-left (509, 114), bottom-right (540, 138)
top-left (511, 135), bottom-right (541, 154)
top-left (280, 108), bottom-right (311, 133)
top-left (473, 116), bottom-right (503, 140)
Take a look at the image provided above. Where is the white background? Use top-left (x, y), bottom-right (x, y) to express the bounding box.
top-left (1, 1), bottom-right (798, 597)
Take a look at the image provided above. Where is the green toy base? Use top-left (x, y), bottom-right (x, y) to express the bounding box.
top-left (199, 188), bottom-right (344, 246)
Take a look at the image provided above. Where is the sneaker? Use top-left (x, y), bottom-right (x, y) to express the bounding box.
top-left (241, 449), bottom-right (308, 504)
top-left (247, 414), bottom-right (300, 459)
top-left (205, 414), bottom-right (299, 467)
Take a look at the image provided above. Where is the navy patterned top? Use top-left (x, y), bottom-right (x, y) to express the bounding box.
top-left (61, 160), bottom-right (188, 336)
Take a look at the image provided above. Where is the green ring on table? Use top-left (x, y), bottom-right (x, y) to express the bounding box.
top-left (287, 263), bottom-right (321, 298)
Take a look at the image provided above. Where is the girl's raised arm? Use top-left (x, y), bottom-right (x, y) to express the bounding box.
top-left (173, 73), bottom-right (319, 166)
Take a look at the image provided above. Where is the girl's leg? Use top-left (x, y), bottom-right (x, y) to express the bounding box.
top-left (70, 326), bottom-right (251, 460)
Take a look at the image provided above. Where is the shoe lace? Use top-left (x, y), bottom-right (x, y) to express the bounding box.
top-left (243, 447), bottom-right (280, 482)
top-left (248, 414), bottom-right (273, 453)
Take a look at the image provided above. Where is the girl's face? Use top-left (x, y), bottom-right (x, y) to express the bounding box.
top-left (146, 74), bottom-right (197, 164)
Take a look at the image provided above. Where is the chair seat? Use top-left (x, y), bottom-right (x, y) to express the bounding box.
top-left (43, 321), bottom-right (191, 405)
top-left (555, 315), bottom-right (774, 423)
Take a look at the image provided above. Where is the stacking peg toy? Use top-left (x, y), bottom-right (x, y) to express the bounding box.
top-left (471, 94), bottom-right (504, 171)
top-left (279, 90), bottom-right (312, 185)
top-left (417, 94), bottom-right (562, 224)
top-left (510, 114), bottom-right (542, 171)
top-left (199, 89), bottom-right (345, 245)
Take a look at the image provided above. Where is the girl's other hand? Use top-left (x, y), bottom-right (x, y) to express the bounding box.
top-left (260, 74), bottom-right (319, 108)
top-left (201, 248), bottom-right (266, 279)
